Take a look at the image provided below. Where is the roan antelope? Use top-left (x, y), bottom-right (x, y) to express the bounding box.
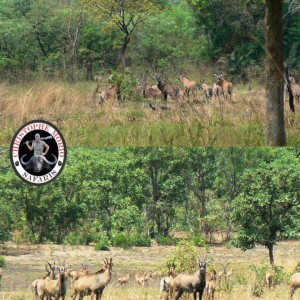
top-left (213, 74), bottom-right (233, 101)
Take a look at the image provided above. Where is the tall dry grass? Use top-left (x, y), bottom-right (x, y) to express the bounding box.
top-left (0, 81), bottom-right (299, 147)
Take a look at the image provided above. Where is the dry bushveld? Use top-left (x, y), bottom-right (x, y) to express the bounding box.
top-left (0, 81), bottom-right (299, 147)
top-left (1, 241), bottom-right (300, 299)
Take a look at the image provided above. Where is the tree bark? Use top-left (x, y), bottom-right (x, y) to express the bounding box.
top-left (265, 0), bottom-right (286, 146)
top-left (266, 241), bottom-right (274, 265)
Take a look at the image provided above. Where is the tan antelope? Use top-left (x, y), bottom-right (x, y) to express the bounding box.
top-left (212, 83), bottom-right (222, 100)
top-left (200, 83), bottom-right (213, 100)
top-left (204, 270), bottom-right (217, 300)
top-left (172, 255), bottom-right (210, 300)
top-left (289, 76), bottom-right (300, 102)
top-left (290, 272), bottom-right (300, 299)
top-left (98, 85), bottom-right (119, 104)
top-left (117, 273), bottom-right (131, 287)
top-left (135, 272), bottom-right (149, 287)
top-left (214, 74), bottom-right (233, 101)
top-left (32, 261), bottom-right (57, 298)
top-left (69, 265), bottom-right (90, 287)
top-left (178, 75), bottom-right (198, 100)
top-left (266, 264), bottom-right (275, 290)
top-left (160, 263), bottom-right (176, 300)
top-left (71, 257), bottom-right (113, 300)
top-left (0, 267), bottom-right (3, 281)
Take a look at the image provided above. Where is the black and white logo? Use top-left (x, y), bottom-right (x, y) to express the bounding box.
top-left (10, 120), bottom-right (67, 185)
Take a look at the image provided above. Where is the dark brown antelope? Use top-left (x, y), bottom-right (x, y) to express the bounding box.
top-left (156, 76), bottom-right (179, 102)
top-left (172, 255), bottom-right (209, 300)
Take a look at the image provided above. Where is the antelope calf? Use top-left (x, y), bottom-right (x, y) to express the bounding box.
top-left (117, 273), bottom-right (131, 287)
top-left (160, 264), bottom-right (176, 300)
top-left (98, 85), bottom-right (119, 103)
top-left (214, 74), bottom-right (233, 101)
top-left (204, 270), bottom-right (217, 300)
top-left (266, 264), bottom-right (275, 290)
top-left (135, 273), bottom-right (148, 287)
top-left (69, 266), bottom-right (90, 287)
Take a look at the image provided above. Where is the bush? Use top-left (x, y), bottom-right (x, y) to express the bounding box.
top-left (64, 232), bottom-right (92, 245)
top-left (155, 235), bottom-right (178, 246)
top-left (94, 235), bottom-right (111, 251)
top-left (189, 235), bottom-right (206, 247)
top-left (129, 235), bottom-right (151, 247)
top-left (250, 263), bottom-right (290, 297)
top-left (113, 233), bottom-right (129, 248)
top-left (112, 233), bottom-right (151, 248)
top-left (165, 241), bottom-right (199, 274)
top-left (0, 256), bottom-right (6, 267)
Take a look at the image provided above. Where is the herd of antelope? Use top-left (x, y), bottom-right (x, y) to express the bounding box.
top-left (96, 74), bottom-right (233, 106)
top-left (21, 255), bottom-right (300, 299)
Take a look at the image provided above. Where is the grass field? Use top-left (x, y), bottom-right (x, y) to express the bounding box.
top-left (1, 81), bottom-right (300, 147)
top-left (1, 240), bottom-right (300, 299)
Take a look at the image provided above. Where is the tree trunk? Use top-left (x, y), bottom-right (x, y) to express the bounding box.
top-left (266, 242), bottom-right (275, 265)
top-left (121, 35), bottom-right (130, 71)
top-left (265, 0), bottom-right (286, 146)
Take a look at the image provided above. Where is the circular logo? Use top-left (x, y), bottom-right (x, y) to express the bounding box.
top-left (10, 120), bottom-right (67, 185)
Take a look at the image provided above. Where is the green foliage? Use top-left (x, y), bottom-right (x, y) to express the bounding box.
top-left (94, 234), bottom-right (111, 251)
top-left (64, 232), bottom-right (92, 246)
top-left (112, 232), bottom-right (151, 248)
top-left (188, 235), bottom-right (206, 247)
top-left (250, 263), bottom-right (290, 296)
top-left (166, 241), bottom-right (200, 274)
top-left (293, 261), bottom-right (300, 273)
top-left (155, 235), bottom-right (179, 246)
top-left (0, 256), bottom-right (6, 267)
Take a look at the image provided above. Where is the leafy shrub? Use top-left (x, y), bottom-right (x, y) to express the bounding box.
top-left (94, 235), bottom-right (111, 251)
top-left (112, 233), bottom-right (129, 248)
top-left (64, 232), bottom-right (92, 245)
top-left (189, 235), bottom-right (206, 247)
top-left (250, 263), bottom-right (290, 297)
top-left (0, 256), bottom-right (6, 267)
top-left (155, 235), bottom-right (178, 246)
top-left (165, 241), bottom-right (199, 274)
top-left (293, 261), bottom-right (300, 273)
top-left (130, 234), bottom-right (151, 247)
top-left (112, 233), bottom-right (151, 248)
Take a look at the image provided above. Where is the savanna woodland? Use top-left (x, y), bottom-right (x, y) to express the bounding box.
top-left (1, 148), bottom-right (300, 299)
top-left (0, 0), bottom-right (300, 146)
